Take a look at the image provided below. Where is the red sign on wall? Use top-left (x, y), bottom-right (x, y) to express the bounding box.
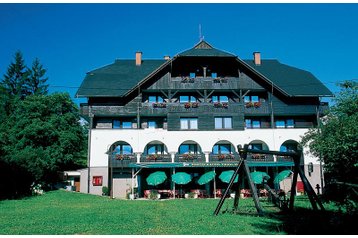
top-left (92, 176), bottom-right (103, 186)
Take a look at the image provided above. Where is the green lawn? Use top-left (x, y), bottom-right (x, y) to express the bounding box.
top-left (0, 190), bottom-right (356, 235)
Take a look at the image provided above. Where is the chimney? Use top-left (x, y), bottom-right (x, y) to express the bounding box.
top-left (164, 55), bottom-right (170, 61)
top-left (253, 52), bottom-right (261, 66)
top-left (136, 51), bottom-right (142, 66)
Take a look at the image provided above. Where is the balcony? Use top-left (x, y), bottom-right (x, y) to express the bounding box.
top-left (209, 154), bottom-right (239, 162)
top-left (140, 154), bottom-right (172, 163)
top-left (109, 154), bottom-right (136, 168)
top-left (175, 154), bottom-right (205, 163)
top-left (169, 77), bottom-right (240, 90)
top-left (276, 155), bottom-right (293, 162)
top-left (247, 154), bottom-right (274, 162)
top-left (244, 101), bottom-right (270, 115)
top-left (167, 102), bottom-right (244, 114)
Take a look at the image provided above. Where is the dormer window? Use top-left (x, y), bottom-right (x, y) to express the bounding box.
top-left (180, 96), bottom-right (197, 103)
top-left (244, 95), bottom-right (259, 103)
top-left (148, 95), bottom-right (164, 103)
top-left (212, 96), bottom-right (229, 103)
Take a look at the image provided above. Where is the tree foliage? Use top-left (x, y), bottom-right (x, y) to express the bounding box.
top-left (28, 58), bottom-right (49, 95)
top-left (301, 81), bottom-right (358, 212)
top-left (0, 52), bottom-right (86, 199)
top-left (302, 81), bottom-right (358, 184)
top-left (0, 93), bottom-right (87, 198)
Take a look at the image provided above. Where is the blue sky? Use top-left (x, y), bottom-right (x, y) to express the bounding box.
top-left (0, 3), bottom-right (357, 105)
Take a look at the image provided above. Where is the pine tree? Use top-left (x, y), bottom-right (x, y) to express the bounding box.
top-left (27, 58), bottom-right (49, 95)
top-left (1, 51), bottom-right (29, 99)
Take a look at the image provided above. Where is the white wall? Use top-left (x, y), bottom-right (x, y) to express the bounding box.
top-left (89, 128), bottom-right (321, 167)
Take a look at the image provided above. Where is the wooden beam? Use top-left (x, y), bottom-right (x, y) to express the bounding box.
top-left (243, 160), bottom-right (264, 216)
top-left (242, 90), bottom-right (251, 99)
top-left (213, 158), bottom-right (244, 216)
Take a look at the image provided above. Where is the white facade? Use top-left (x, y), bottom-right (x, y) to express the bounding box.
top-left (89, 128), bottom-right (319, 167)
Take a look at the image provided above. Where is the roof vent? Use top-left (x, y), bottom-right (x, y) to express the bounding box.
top-left (136, 52), bottom-right (142, 66)
top-left (253, 52), bottom-right (261, 66)
top-left (164, 55), bottom-right (170, 60)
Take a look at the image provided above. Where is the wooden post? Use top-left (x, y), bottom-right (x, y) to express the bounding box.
top-left (213, 158), bottom-right (244, 216)
top-left (289, 153), bottom-right (300, 210)
top-left (233, 165), bottom-right (244, 211)
top-left (243, 160), bottom-right (264, 216)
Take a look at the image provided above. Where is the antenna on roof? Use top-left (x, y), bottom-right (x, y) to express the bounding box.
top-left (199, 24), bottom-right (204, 41)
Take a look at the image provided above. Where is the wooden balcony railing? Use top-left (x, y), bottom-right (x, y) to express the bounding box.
top-left (109, 154), bottom-right (136, 167)
top-left (140, 154), bottom-right (172, 163)
top-left (175, 154), bottom-right (205, 163)
top-left (276, 155), bottom-right (293, 162)
top-left (247, 154), bottom-right (274, 162)
top-left (209, 153), bottom-right (239, 162)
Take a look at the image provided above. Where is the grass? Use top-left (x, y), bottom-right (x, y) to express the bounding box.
top-left (0, 190), bottom-right (356, 235)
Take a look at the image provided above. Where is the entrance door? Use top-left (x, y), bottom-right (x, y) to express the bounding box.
top-left (113, 173), bottom-right (132, 199)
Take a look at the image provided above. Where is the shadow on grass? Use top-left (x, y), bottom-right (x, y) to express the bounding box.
top-left (264, 201), bottom-right (358, 234)
top-left (218, 197), bottom-right (357, 235)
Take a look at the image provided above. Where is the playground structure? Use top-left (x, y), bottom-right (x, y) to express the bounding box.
top-left (213, 144), bottom-right (325, 216)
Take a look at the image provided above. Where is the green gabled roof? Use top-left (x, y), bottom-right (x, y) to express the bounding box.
top-left (243, 59), bottom-right (333, 97)
top-left (177, 40), bottom-right (236, 57)
top-left (76, 59), bottom-right (166, 97)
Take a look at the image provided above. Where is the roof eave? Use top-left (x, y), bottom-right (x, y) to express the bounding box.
top-left (123, 59), bottom-right (172, 97)
top-left (236, 58), bottom-right (292, 97)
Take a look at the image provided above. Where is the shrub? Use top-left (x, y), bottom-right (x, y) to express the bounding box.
top-left (102, 186), bottom-right (109, 196)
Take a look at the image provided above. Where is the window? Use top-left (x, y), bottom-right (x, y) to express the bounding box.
top-left (245, 95), bottom-right (259, 102)
top-left (148, 95), bottom-right (164, 103)
top-left (113, 120), bottom-right (121, 129)
top-left (114, 144), bottom-right (133, 155)
top-left (245, 119), bottom-right (261, 129)
top-left (148, 121), bottom-right (157, 129)
top-left (213, 144), bottom-right (231, 154)
top-left (122, 121), bottom-right (132, 129)
top-left (180, 118), bottom-right (198, 130)
top-left (92, 176), bottom-right (103, 186)
top-left (275, 120), bottom-right (285, 128)
top-left (212, 96), bottom-right (228, 103)
top-left (179, 96), bottom-right (196, 103)
top-left (147, 144), bottom-right (164, 154)
top-left (250, 144), bottom-right (263, 150)
top-left (252, 120), bottom-right (261, 128)
top-left (286, 119), bottom-right (295, 128)
top-left (113, 119), bottom-right (133, 129)
top-left (179, 144), bottom-right (198, 154)
top-left (215, 117), bottom-right (232, 129)
top-left (275, 119), bottom-right (295, 128)
top-left (251, 96), bottom-right (259, 103)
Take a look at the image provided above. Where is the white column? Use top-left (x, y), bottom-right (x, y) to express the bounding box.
top-left (204, 151), bottom-right (210, 163)
top-left (170, 152), bottom-right (176, 163)
top-left (136, 152), bottom-right (142, 163)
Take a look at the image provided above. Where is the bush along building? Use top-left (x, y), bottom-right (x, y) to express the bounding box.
top-left (76, 40), bottom-right (332, 199)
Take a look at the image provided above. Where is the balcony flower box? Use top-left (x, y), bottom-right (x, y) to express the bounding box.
top-left (252, 154), bottom-right (266, 160)
top-left (181, 77), bottom-right (195, 83)
top-left (152, 102), bottom-right (167, 108)
top-left (115, 154), bottom-right (130, 160)
top-left (182, 154), bottom-right (196, 160)
top-left (217, 154), bottom-right (234, 160)
top-left (213, 78), bottom-right (228, 83)
top-left (147, 154), bottom-right (159, 161)
top-left (245, 102), bottom-right (261, 108)
top-left (184, 102), bottom-right (199, 108)
top-left (214, 102), bottom-right (228, 108)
